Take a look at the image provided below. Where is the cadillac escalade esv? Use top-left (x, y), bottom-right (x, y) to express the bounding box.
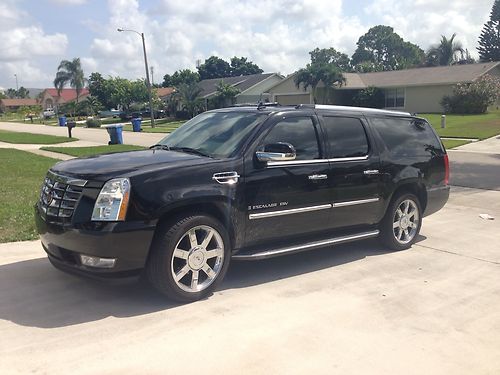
top-left (35, 104), bottom-right (450, 302)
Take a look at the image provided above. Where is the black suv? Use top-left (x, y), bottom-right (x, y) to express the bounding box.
top-left (35, 104), bottom-right (450, 302)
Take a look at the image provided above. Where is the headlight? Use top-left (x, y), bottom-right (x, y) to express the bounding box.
top-left (91, 178), bottom-right (130, 221)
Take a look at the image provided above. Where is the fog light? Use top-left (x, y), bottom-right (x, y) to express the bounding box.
top-left (80, 255), bottom-right (116, 268)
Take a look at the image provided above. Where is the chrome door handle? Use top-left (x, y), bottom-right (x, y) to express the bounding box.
top-left (363, 170), bottom-right (380, 175)
top-left (308, 174), bottom-right (328, 180)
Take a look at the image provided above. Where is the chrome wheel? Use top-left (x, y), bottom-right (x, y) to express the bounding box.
top-left (392, 199), bottom-right (419, 244)
top-left (170, 225), bottom-right (224, 293)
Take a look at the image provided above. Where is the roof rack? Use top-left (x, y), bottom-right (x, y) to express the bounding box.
top-left (295, 104), bottom-right (315, 109)
top-left (257, 101), bottom-right (281, 110)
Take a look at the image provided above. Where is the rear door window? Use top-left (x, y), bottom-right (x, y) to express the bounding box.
top-left (322, 116), bottom-right (369, 158)
top-left (369, 117), bottom-right (442, 157)
top-left (262, 117), bottom-right (320, 160)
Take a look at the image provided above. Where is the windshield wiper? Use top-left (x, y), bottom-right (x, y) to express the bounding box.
top-left (169, 146), bottom-right (212, 158)
top-left (149, 144), bottom-right (170, 150)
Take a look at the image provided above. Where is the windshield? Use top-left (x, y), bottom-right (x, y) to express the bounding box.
top-left (158, 111), bottom-right (266, 158)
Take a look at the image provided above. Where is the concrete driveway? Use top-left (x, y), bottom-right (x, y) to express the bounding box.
top-left (1, 186), bottom-right (499, 375)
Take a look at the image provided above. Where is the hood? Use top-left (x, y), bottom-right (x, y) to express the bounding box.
top-left (51, 149), bottom-right (206, 182)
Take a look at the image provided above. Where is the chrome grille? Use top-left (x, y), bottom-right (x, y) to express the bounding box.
top-left (39, 171), bottom-right (86, 223)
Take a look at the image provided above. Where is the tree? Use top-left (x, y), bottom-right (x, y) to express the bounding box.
top-left (162, 69), bottom-right (200, 87)
top-left (213, 81), bottom-right (240, 108)
top-left (352, 25), bottom-right (424, 71)
top-left (173, 82), bottom-right (204, 118)
top-left (16, 87), bottom-right (30, 99)
top-left (426, 34), bottom-right (464, 66)
top-left (478, 0), bottom-right (500, 62)
top-left (54, 58), bottom-right (86, 103)
top-left (88, 72), bottom-right (112, 109)
top-left (5, 88), bottom-right (17, 98)
top-left (295, 61), bottom-right (345, 104)
top-left (309, 48), bottom-right (352, 72)
top-left (441, 75), bottom-right (500, 114)
top-left (85, 96), bottom-right (102, 116)
top-left (197, 56), bottom-right (231, 80)
top-left (353, 87), bottom-right (385, 108)
top-left (230, 57), bottom-right (263, 76)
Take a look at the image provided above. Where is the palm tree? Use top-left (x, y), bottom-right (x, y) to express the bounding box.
top-left (214, 81), bottom-right (240, 108)
top-left (426, 34), bottom-right (464, 66)
top-left (53, 58), bottom-right (86, 104)
top-left (173, 83), bottom-right (204, 118)
top-left (294, 64), bottom-right (345, 104)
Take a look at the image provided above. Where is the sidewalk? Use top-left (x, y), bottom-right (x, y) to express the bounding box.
top-left (0, 121), bottom-right (165, 148)
top-left (451, 134), bottom-right (500, 154)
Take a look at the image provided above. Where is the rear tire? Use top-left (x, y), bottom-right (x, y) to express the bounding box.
top-left (380, 193), bottom-right (422, 251)
top-left (146, 215), bottom-right (231, 302)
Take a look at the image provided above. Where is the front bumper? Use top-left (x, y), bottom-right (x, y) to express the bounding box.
top-left (35, 205), bottom-right (157, 278)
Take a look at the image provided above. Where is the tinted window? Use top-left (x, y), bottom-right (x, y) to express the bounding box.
top-left (323, 117), bottom-right (369, 158)
top-left (160, 111), bottom-right (265, 158)
top-left (370, 117), bottom-right (442, 157)
top-left (262, 117), bottom-right (320, 160)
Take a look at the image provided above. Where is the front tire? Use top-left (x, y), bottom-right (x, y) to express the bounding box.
top-left (146, 215), bottom-right (231, 302)
top-left (380, 193), bottom-right (422, 250)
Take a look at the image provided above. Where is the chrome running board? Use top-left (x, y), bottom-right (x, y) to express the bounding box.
top-left (232, 230), bottom-right (380, 261)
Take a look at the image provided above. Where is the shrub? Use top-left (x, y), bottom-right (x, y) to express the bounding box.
top-left (353, 87), bottom-right (385, 108)
top-left (441, 75), bottom-right (500, 114)
top-left (86, 118), bottom-right (102, 128)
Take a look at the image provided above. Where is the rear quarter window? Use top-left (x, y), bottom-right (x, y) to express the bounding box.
top-left (322, 116), bottom-right (369, 158)
top-left (369, 117), bottom-right (442, 157)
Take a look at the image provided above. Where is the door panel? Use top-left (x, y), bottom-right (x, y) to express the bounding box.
top-left (320, 115), bottom-right (383, 229)
top-left (243, 114), bottom-right (333, 246)
top-left (245, 162), bottom-right (332, 245)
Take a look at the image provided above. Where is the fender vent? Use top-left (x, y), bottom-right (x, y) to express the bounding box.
top-left (212, 172), bottom-right (240, 185)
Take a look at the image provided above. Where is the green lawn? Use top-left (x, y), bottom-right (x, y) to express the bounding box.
top-left (421, 111), bottom-right (500, 140)
top-left (0, 149), bottom-right (57, 243)
top-left (442, 139), bottom-right (471, 149)
top-left (41, 144), bottom-right (146, 157)
top-left (0, 130), bottom-right (77, 144)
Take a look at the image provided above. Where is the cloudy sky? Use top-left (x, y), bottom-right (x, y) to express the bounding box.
top-left (0, 0), bottom-right (494, 90)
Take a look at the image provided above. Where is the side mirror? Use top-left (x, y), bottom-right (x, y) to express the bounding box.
top-left (256, 142), bottom-right (296, 162)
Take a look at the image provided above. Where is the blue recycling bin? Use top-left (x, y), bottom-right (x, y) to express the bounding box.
top-left (102, 124), bottom-right (123, 145)
top-left (131, 117), bottom-right (142, 132)
top-left (58, 116), bottom-right (66, 126)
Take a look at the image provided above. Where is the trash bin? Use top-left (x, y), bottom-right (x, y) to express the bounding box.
top-left (101, 124), bottom-right (124, 145)
top-left (58, 116), bottom-right (66, 127)
top-left (131, 117), bottom-right (142, 132)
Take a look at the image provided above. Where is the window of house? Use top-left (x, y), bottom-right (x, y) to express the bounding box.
top-left (322, 117), bottom-right (369, 158)
top-left (385, 88), bottom-right (405, 108)
top-left (262, 117), bottom-right (320, 160)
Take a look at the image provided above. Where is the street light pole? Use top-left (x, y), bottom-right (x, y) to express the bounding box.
top-left (14, 74), bottom-right (18, 91)
top-left (117, 28), bottom-right (155, 128)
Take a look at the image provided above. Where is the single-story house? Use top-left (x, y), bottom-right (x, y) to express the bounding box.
top-left (198, 73), bottom-right (284, 106)
top-left (268, 62), bottom-right (500, 113)
top-left (39, 88), bottom-right (90, 111)
top-left (0, 98), bottom-right (38, 113)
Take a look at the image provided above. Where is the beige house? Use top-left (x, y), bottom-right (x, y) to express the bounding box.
top-left (268, 62), bottom-right (500, 113)
top-left (198, 73), bottom-right (284, 106)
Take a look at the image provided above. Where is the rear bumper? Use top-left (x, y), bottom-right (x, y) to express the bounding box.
top-left (424, 185), bottom-right (450, 217)
top-left (35, 205), bottom-right (157, 278)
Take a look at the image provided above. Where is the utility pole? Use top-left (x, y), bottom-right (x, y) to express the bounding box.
top-left (150, 66), bottom-right (154, 86)
top-left (14, 74), bottom-right (18, 92)
top-left (117, 28), bottom-right (156, 128)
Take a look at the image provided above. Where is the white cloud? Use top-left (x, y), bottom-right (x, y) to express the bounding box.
top-left (0, 0), bottom-right (69, 88)
top-left (0, 0), bottom-right (494, 88)
top-left (48, 0), bottom-right (88, 5)
top-left (364, 0), bottom-right (491, 57)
